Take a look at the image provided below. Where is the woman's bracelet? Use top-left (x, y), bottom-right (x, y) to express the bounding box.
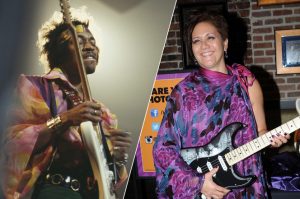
top-left (46, 115), bottom-right (62, 129)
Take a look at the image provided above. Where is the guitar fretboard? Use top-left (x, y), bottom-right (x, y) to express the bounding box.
top-left (225, 116), bottom-right (300, 166)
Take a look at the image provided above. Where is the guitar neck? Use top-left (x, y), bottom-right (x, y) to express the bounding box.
top-left (70, 28), bottom-right (92, 101)
top-left (225, 116), bottom-right (300, 166)
top-left (59, 0), bottom-right (92, 101)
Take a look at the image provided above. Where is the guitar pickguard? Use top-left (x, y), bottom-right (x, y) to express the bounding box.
top-left (181, 128), bottom-right (233, 165)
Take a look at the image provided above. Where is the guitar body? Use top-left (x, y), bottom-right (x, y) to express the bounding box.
top-left (81, 121), bottom-right (116, 199)
top-left (181, 122), bottom-right (256, 189)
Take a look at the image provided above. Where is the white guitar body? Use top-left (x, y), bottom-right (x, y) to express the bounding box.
top-left (80, 121), bottom-right (116, 199)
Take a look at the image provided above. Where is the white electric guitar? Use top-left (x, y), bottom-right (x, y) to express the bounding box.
top-left (59, 1), bottom-right (116, 199)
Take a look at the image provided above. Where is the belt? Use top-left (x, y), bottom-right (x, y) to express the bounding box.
top-left (43, 173), bottom-right (82, 192)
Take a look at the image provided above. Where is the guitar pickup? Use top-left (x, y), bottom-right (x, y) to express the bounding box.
top-left (206, 161), bottom-right (213, 171)
top-left (218, 155), bottom-right (228, 171)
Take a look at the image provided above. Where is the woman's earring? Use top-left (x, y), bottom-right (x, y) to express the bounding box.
top-left (224, 51), bottom-right (228, 59)
top-left (194, 59), bottom-right (198, 65)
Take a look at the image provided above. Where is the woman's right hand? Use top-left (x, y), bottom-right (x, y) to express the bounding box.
top-left (201, 167), bottom-right (230, 199)
top-left (60, 101), bottom-right (102, 126)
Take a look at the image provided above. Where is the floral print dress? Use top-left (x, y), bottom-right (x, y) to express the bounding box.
top-left (153, 64), bottom-right (269, 199)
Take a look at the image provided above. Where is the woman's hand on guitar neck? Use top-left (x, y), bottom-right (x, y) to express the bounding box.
top-left (201, 167), bottom-right (230, 199)
top-left (270, 133), bottom-right (290, 148)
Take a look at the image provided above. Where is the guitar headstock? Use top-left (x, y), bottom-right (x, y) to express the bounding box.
top-left (59, 0), bottom-right (72, 25)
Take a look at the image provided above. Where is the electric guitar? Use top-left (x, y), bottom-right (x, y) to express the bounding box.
top-left (180, 116), bottom-right (300, 189)
top-left (59, 1), bottom-right (116, 199)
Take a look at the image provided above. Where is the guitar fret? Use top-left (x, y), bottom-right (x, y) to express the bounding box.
top-left (261, 134), bottom-right (270, 145)
top-left (252, 140), bottom-right (258, 150)
top-left (229, 153), bottom-right (234, 162)
top-left (230, 150), bottom-right (238, 163)
top-left (233, 149), bottom-right (240, 162)
top-left (287, 120), bottom-right (298, 132)
top-left (270, 129), bottom-right (277, 140)
top-left (265, 132), bottom-right (272, 140)
top-left (252, 140), bottom-right (260, 151)
top-left (225, 153), bottom-right (231, 162)
top-left (249, 141), bottom-right (258, 153)
top-left (242, 145), bottom-right (249, 154)
top-left (257, 138), bottom-right (264, 148)
top-left (232, 149), bottom-right (237, 159)
top-left (237, 147), bottom-right (243, 156)
top-left (236, 148), bottom-right (244, 160)
top-left (255, 139), bottom-right (261, 148)
top-left (238, 146), bottom-right (246, 160)
top-left (281, 123), bottom-right (290, 134)
top-left (295, 117), bottom-right (300, 128)
top-left (275, 126), bottom-right (283, 136)
top-left (246, 142), bottom-right (254, 154)
top-left (258, 135), bottom-right (269, 148)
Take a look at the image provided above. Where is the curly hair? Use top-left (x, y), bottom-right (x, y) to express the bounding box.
top-left (37, 7), bottom-right (92, 71)
top-left (185, 11), bottom-right (228, 61)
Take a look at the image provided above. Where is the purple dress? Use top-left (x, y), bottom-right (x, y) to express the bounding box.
top-left (153, 64), bottom-right (269, 199)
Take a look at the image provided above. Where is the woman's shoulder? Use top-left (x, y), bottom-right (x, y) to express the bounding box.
top-left (229, 63), bottom-right (253, 76)
top-left (229, 63), bottom-right (256, 90)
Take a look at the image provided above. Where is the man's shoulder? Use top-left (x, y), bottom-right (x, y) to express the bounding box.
top-left (18, 74), bottom-right (48, 87)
